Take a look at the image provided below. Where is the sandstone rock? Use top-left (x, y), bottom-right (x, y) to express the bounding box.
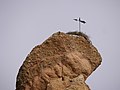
top-left (16, 32), bottom-right (102, 90)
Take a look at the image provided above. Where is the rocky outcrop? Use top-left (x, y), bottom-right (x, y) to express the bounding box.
top-left (16, 32), bottom-right (102, 90)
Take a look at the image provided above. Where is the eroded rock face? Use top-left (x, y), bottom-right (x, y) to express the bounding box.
top-left (16, 32), bottom-right (102, 90)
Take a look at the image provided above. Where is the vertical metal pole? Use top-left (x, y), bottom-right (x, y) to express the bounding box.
top-left (79, 17), bottom-right (81, 32)
top-left (79, 20), bottom-right (80, 32)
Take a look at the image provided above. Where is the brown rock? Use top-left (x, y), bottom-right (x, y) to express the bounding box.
top-left (16, 32), bottom-right (102, 90)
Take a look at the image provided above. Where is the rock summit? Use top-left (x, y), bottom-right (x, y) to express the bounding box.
top-left (16, 32), bottom-right (102, 90)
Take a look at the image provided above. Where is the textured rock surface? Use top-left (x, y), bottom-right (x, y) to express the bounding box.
top-left (16, 32), bottom-right (102, 90)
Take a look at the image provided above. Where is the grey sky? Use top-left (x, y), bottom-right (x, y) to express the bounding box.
top-left (0, 0), bottom-right (120, 90)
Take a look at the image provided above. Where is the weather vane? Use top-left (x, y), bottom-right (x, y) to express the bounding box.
top-left (73, 17), bottom-right (86, 32)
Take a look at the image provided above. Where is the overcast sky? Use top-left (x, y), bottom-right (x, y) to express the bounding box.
top-left (0, 0), bottom-right (120, 90)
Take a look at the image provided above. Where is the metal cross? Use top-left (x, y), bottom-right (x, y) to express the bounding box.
top-left (73, 17), bottom-right (86, 32)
